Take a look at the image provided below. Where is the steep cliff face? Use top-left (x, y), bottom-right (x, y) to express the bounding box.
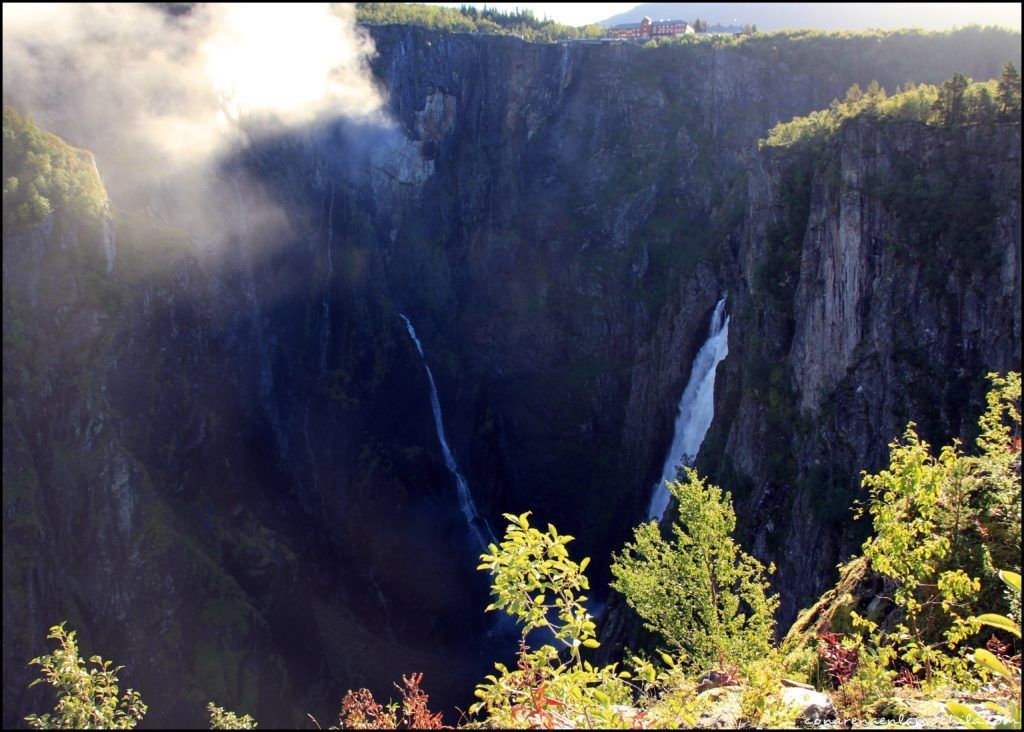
top-left (700, 118), bottom-right (1021, 625)
top-left (363, 26), bottom-right (1022, 570)
top-left (3, 25), bottom-right (1021, 728)
top-left (3, 120), bottom-right (499, 727)
top-left (3, 202), bottom-right (302, 724)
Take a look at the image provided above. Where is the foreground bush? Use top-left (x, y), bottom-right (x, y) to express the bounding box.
top-left (610, 468), bottom-right (779, 672)
top-left (24, 623), bottom-right (146, 729)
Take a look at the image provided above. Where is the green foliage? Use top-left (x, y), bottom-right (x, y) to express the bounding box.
top-left (478, 511), bottom-right (597, 654)
top-left (997, 62), bottom-right (1022, 117)
top-left (851, 373), bottom-right (1021, 689)
top-left (856, 426), bottom-right (981, 683)
top-left (762, 71), bottom-right (1016, 153)
top-left (24, 623), bottom-right (147, 729)
top-left (353, 3), bottom-right (601, 42)
top-left (934, 72), bottom-right (970, 126)
top-left (964, 373), bottom-right (1022, 605)
top-left (3, 106), bottom-right (106, 231)
top-left (833, 640), bottom-right (898, 717)
top-left (472, 513), bottom-right (637, 728)
top-left (945, 570), bottom-right (1022, 729)
top-left (208, 702), bottom-right (258, 729)
top-left (738, 652), bottom-right (801, 727)
top-left (622, 652), bottom-right (703, 728)
top-left (644, 26), bottom-right (1020, 86)
top-left (610, 468), bottom-right (779, 672)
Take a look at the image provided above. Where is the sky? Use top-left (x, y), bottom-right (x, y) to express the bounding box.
top-left (429, 2), bottom-right (1022, 29)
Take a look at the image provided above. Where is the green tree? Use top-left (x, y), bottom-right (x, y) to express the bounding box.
top-left (853, 372), bottom-right (1021, 686)
top-left (967, 372), bottom-right (1021, 592)
top-left (863, 80), bottom-right (888, 115)
top-left (996, 62), bottom-right (1021, 117)
top-left (610, 468), bottom-right (779, 671)
top-left (856, 427), bottom-right (981, 682)
top-left (24, 623), bottom-right (147, 729)
top-left (208, 702), bottom-right (258, 729)
top-left (934, 72), bottom-right (970, 126)
top-left (471, 513), bottom-right (636, 728)
top-left (967, 84), bottom-right (998, 123)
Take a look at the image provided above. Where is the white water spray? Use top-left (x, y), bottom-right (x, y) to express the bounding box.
top-left (648, 298), bottom-right (730, 521)
top-left (400, 314), bottom-right (495, 552)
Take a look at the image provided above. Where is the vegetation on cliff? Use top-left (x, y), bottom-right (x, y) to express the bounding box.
top-left (646, 25), bottom-right (1021, 72)
top-left (762, 64), bottom-right (1021, 151)
top-left (353, 3), bottom-right (604, 42)
top-left (2, 107), bottom-right (107, 231)
top-left (24, 372), bottom-right (1020, 728)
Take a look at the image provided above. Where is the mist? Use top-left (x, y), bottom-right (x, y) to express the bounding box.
top-left (2, 3), bottom-right (394, 211)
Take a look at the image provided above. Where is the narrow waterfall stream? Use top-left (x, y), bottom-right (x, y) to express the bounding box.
top-left (304, 184), bottom-right (336, 520)
top-left (648, 298), bottom-right (731, 521)
top-left (318, 182), bottom-right (335, 374)
top-left (400, 314), bottom-right (495, 552)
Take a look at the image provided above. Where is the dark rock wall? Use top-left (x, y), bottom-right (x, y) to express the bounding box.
top-left (700, 118), bottom-right (1021, 626)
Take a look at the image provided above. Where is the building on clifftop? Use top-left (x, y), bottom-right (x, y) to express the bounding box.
top-left (607, 17), bottom-right (694, 40)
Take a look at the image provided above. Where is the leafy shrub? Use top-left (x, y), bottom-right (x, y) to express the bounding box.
top-left (338, 687), bottom-right (398, 729)
top-left (833, 641), bottom-right (897, 719)
top-left (818, 628), bottom-right (859, 687)
top-left (855, 426), bottom-right (982, 685)
top-left (24, 623), bottom-right (147, 729)
top-left (471, 512), bottom-right (636, 728)
top-left (738, 652), bottom-right (800, 727)
top-left (332, 673), bottom-right (444, 729)
top-left (208, 701), bottom-right (258, 729)
top-left (946, 570), bottom-right (1022, 729)
top-left (848, 372), bottom-right (1021, 690)
top-left (610, 468), bottom-right (779, 672)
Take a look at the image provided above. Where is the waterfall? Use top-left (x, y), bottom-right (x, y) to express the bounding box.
top-left (400, 314), bottom-right (495, 552)
top-left (230, 175), bottom-right (287, 459)
top-left (647, 297), bottom-right (730, 521)
top-left (318, 183), bottom-right (335, 374)
top-left (304, 183), bottom-right (336, 520)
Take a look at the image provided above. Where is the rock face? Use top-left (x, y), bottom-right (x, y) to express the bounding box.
top-left (3, 25), bottom-right (1021, 728)
top-left (699, 118), bottom-right (1022, 625)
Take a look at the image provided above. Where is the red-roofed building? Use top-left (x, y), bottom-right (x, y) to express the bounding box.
top-left (608, 17), bottom-right (693, 40)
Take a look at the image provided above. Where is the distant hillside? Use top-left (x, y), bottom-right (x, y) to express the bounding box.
top-left (600, 3), bottom-right (1023, 31)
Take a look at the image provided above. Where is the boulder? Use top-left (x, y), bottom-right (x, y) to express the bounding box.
top-left (779, 685), bottom-right (837, 724)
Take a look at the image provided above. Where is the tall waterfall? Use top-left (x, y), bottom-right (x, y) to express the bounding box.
top-left (648, 297), bottom-right (730, 521)
top-left (318, 183), bottom-right (335, 374)
top-left (400, 314), bottom-right (495, 552)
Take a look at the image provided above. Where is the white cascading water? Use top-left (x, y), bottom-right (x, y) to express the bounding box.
top-left (400, 314), bottom-right (495, 552)
top-left (647, 297), bottom-right (731, 521)
top-left (304, 184), bottom-right (336, 519)
top-left (318, 183), bottom-right (335, 374)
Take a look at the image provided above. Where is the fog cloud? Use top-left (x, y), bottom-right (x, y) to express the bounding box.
top-left (2, 3), bottom-right (390, 199)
